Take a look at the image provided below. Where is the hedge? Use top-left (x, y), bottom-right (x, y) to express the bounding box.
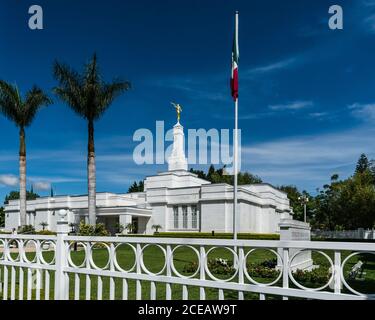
top-left (119, 232), bottom-right (280, 240)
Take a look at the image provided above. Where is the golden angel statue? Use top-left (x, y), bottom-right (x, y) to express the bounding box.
top-left (171, 102), bottom-right (182, 123)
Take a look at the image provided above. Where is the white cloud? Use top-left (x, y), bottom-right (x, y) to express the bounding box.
top-left (363, 0), bottom-right (375, 7)
top-left (246, 58), bottom-right (297, 75)
top-left (364, 14), bottom-right (375, 33)
top-left (349, 103), bottom-right (375, 121)
top-left (269, 101), bottom-right (313, 111)
top-left (29, 176), bottom-right (85, 184)
top-left (0, 174), bottom-right (18, 187)
top-left (241, 127), bottom-right (375, 191)
top-left (308, 112), bottom-right (329, 119)
top-left (32, 181), bottom-right (51, 191)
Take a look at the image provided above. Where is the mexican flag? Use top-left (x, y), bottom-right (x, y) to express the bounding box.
top-left (231, 12), bottom-right (239, 102)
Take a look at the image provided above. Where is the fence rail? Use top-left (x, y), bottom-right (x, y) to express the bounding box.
top-left (0, 214), bottom-right (374, 301)
top-left (312, 229), bottom-right (375, 240)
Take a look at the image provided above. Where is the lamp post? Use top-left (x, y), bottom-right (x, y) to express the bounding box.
top-left (298, 195), bottom-right (309, 223)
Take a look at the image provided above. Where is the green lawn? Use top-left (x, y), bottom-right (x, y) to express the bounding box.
top-left (1, 245), bottom-right (374, 300)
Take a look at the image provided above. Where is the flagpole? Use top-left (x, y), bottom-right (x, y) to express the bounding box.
top-left (233, 11), bottom-right (239, 242)
top-left (233, 97), bottom-right (238, 241)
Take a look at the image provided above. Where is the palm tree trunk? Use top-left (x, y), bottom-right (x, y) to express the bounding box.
top-left (19, 127), bottom-right (27, 227)
top-left (88, 119), bottom-right (96, 225)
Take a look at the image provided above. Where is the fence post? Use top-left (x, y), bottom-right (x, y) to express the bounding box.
top-left (54, 209), bottom-right (69, 300)
top-left (282, 248), bottom-right (289, 300)
top-left (334, 251), bottom-right (342, 294)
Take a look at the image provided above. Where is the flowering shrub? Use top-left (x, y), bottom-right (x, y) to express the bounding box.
top-left (183, 257), bottom-right (330, 286)
top-left (78, 222), bottom-right (109, 236)
top-left (247, 265), bottom-right (280, 279)
top-left (183, 258), bottom-right (236, 275)
top-left (183, 261), bottom-right (199, 273)
top-left (292, 267), bottom-right (331, 285)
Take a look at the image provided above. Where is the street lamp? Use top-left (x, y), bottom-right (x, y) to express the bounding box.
top-left (298, 195), bottom-right (309, 223)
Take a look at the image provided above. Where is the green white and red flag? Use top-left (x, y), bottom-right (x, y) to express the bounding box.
top-left (231, 12), bottom-right (239, 102)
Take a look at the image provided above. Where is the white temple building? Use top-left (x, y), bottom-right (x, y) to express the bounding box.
top-left (4, 120), bottom-right (293, 235)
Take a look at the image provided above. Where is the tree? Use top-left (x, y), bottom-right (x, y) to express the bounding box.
top-left (356, 154), bottom-right (370, 174)
top-left (0, 81), bottom-right (51, 226)
top-left (125, 222), bottom-right (136, 234)
top-left (4, 190), bottom-right (40, 205)
top-left (0, 207), bottom-right (5, 227)
top-left (190, 165), bottom-right (262, 185)
top-left (128, 180), bottom-right (144, 193)
top-left (189, 168), bottom-right (207, 180)
top-left (335, 170), bottom-right (375, 229)
top-left (278, 185), bottom-right (313, 222)
top-left (115, 223), bottom-right (125, 234)
top-left (313, 174), bottom-right (344, 230)
top-left (39, 222), bottom-right (48, 231)
top-left (78, 221), bottom-right (109, 236)
top-left (313, 168), bottom-right (375, 230)
top-left (152, 224), bottom-right (162, 234)
top-left (53, 54), bottom-right (131, 225)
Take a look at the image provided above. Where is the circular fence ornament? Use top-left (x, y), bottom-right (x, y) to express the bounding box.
top-left (341, 251), bottom-right (375, 298)
top-left (6, 239), bottom-right (21, 262)
top-left (68, 241), bottom-right (87, 268)
top-left (113, 243), bottom-right (137, 273)
top-left (288, 249), bottom-right (334, 292)
top-left (39, 240), bottom-right (56, 265)
top-left (22, 239), bottom-right (38, 263)
top-left (204, 247), bottom-right (239, 282)
top-left (139, 244), bottom-right (167, 276)
top-left (170, 245), bottom-right (200, 279)
top-left (0, 239), bottom-right (5, 260)
top-left (244, 248), bottom-right (283, 286)
top-left (89, 242), bottom-right (111, 270)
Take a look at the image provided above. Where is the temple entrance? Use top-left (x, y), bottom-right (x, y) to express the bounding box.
top-left (131, 217), bottom-right (139, 234)
top-left (97, 216), bottom-right (119, 235)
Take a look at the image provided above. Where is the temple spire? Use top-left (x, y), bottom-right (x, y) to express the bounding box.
top-left (168, 120), bottom-right (188, 171)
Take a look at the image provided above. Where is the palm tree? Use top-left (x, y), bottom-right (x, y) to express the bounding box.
top-left (125, 222), bottom-right (136, 234)
top-left (0, 82), bottom-right (51, 227)
top-left (151, 224), bottom-right (162, 234)
top-left (39, 222), bottom-right (48, 231)
top-left (53, 54), bottom-right (131, 225)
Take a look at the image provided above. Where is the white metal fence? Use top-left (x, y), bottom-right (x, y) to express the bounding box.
top-left (312, 229), bottom-right (375, 240)
top-left (0, 215), bottom-right (374, 300)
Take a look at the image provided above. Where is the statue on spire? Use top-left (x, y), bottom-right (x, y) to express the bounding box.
top-left (171, 102), bottom-right (182, 123)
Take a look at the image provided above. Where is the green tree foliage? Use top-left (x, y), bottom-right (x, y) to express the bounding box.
top-left (128, 180), bottom-right (144, 193)
top-left (4, 190), bottom-right (40, 204)
top-left (310, 154), bottom-right (375, 230)
top-left (281, 154), bottom-right (375, 230)
top-left (0, 207), bottom-right (4, 227)
top-left (190, 165), bottom-right (262, 185)
top-left (356, 153), bottom-right (370, 174)
top-left (278, 185), bottom-right (313, 222)
top-left (78, 221), bottom-right (109, 236)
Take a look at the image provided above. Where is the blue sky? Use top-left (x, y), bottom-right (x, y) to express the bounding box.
top-left (1, 0), bottom-right (375, 200)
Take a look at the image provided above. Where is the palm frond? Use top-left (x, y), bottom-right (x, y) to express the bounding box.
top-left (23, 86), bottom-right (52, 127)
top-left (0, 81), bottom-right (51, 128)
top-left (53, 61), bottom-right (85, 117)
top-left (0, 81), bottom-right (22, 125)
top-left (95, 80), bottom-right (131, 119)
top-left (53, 54), bottom-right (131, 121)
